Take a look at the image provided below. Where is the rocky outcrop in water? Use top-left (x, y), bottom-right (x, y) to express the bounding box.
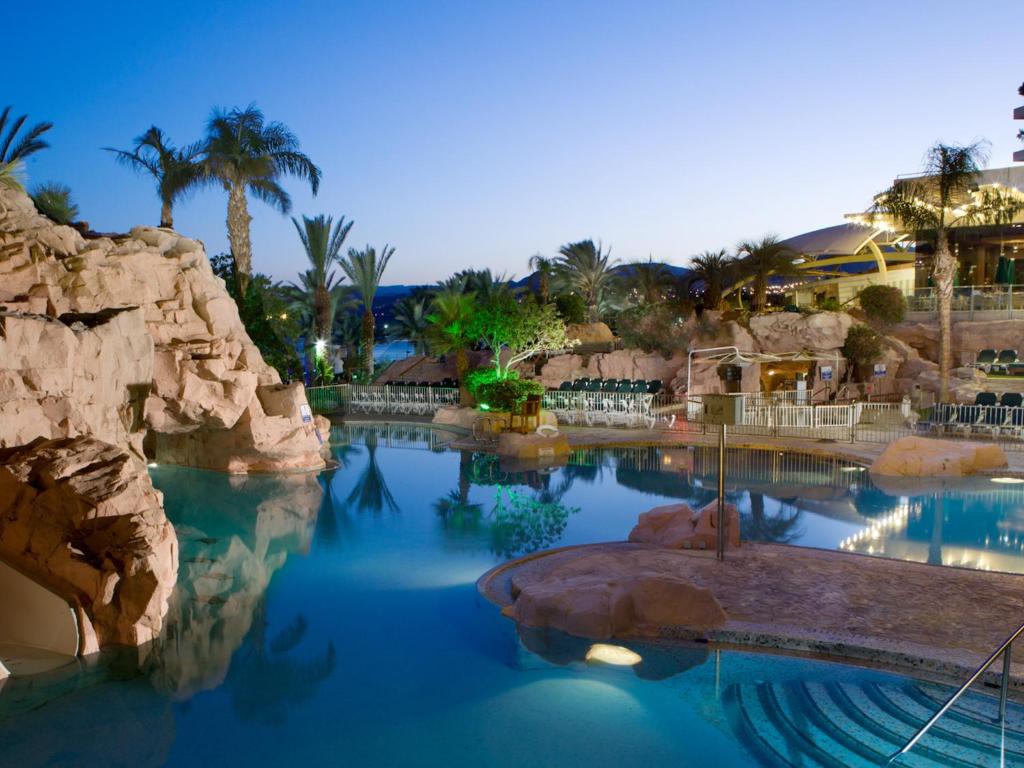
top-left (0, 185), bottom-right (327, 650)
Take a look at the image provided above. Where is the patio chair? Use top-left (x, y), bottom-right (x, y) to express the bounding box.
top-left (571, 378), bottom-right (588, 391)
top-left (616, 380), bottom-right (633, 393)
top-left (647, 380), bottom-right (663, 395)
top-left (558, 381), bottom-right (573, 391)
top-left (994, 350), bottom-right (1019, 374)
top-left (975, 349), bottom-right (997, 371)
top-left (587, 379), bottom-right (604, 392)
top-left (630, 379), bottom-right (647, 393)
top-left (602, 379), bottom-right (620, 392)
top-left (952, 403), bottom-right (983, 435)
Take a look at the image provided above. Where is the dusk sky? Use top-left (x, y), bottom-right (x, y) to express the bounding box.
top-left (8, 0), bottom-right (1022, 285)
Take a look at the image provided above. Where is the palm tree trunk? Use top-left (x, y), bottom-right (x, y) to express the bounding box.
top-left (314, 287), bottom-right (331, 343)
top-left (456, 347), bottom-right (470, 405)
top-left (226, 183), bottom-right (253, 297)
top-left (587, 295), bottom-right (598, 323)
top-left (934, 230), bottom-right (956, 402)
top-left (362, 309), bottom-right (375, 379)
top-left (160, 199), bottom-right (173, 229)
top-left (539, 273), bottom-right (549, 305)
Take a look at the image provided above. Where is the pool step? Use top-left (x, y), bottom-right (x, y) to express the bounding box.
top-left (725, 679), bottom-right (1024, 767)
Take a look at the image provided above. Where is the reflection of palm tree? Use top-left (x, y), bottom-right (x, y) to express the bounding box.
top-left (227, 600), bottom-right (336, 725)
top-left (433, 490), bottom-right (485, 535)
top-left (742, 493), bottom-right (802, 544)
top-left (344, 434), bottom-right (399, 515)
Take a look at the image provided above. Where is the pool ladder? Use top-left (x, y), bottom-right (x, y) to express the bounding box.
top-left (889, 618), bottom-right (1024, 764)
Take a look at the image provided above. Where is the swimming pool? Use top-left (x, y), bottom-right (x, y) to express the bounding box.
top-left (1, 422), bottom-right (1022, 767)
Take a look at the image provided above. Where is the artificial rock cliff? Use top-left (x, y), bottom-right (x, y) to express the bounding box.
top-left (0, 185), bottom-right (327, 651)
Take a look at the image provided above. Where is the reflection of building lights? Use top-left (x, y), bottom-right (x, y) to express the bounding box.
top-left (147, 462), bottom-right (158, 468)
top-left (841, 466), bottom-right (866, 472)
top-left (585, 644), bottom-right (642, 666)
top-left (838, 506), bottom-right (910, 552)
top-left (991, 477), bottom-right (1024, 484)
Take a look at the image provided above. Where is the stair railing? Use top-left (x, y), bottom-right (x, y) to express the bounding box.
top-left (889, 619), bottom-right (1024, 763)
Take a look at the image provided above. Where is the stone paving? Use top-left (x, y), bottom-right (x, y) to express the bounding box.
top-left (480, 542), bottom-right (1024, 687)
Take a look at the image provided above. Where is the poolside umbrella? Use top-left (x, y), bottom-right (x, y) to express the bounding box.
top-left (996, 256), bottom-right (1008, 284)
top-left (1008, 258), bottom-right (1017, 286)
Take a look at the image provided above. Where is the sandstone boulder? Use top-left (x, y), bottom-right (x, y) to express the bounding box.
top-left (496, 431), bottom-right (570, 460)
top-left (748, 311), bottom-right (852, 352)
top-left (870, 436), bottom-right (1008, 477)
top-left (628, 501), bottom-right (740, 550)
top-left (506, 551), bottom-right (726, 639)
top-left (565, 322), bottom-right (615, 345)
top-left (0, 437), bottom-right (178, 649)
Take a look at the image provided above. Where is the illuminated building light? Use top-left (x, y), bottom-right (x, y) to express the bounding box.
top-left (585, 644), bottom-right (642, 666)
top-left (147, 462), bottom-right (158, 468)
top-left (992, 477), bottom-right (1024, 484)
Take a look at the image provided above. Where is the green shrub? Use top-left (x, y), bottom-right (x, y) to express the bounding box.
top-left (554, 292), bottom-right (587, 324)
top-left (614, 301), bottom-right (693, 358)
top-left (859, 285), bottom-right (906, 327)
top-left (819, 297), bottom-right (841, 312)
top-left (466, 368), bottom-right (543, 412)
top-left (842, 325), bottom-right (883, 380)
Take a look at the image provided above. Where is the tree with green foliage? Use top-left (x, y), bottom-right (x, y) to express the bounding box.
top-left (688, 248), bottom-right (735, 309)
top-left (528, 254), bottom-right (555, 304)
top-left (555, 239), bottom-right (618, 322)
top-left (290, 214), bottom-right (352, 346)
top-left (455, 268), bottom-right (516, 304)
top-left (469, 295), bottom-right (572, 379)
top-left (425, 281), bottom-right (476, 403)
top-left (623, 257), bottom-right (671, 305)
top-left (30, 182), bottom-right (78, 225)
top-left (204, 104), bottom-right (321, 296)
top-left (389, 291), bottom-right (431, 354)
top-left (858, 285), bottom-right (906, 329)
top-left (553, 292), bottom-right (586, 324)
top-left (210, 253), bottom-right (303, 380)
top-left (733, 235), bottom-right (800, 311)
top-left (842, 325), bottom-right (883, 381)
top-left (465, 369), bottom-right (545, 412)
top-left (0, 106), bottom-right (52, 164)
top-left (0, 160), bottom-right (23, 192)
top-left (871, 141), bottom-right (989, 400)
top-left (339, 244), bottom-right (395, 378)
top-left (104, 126), bottom-right (205, 228)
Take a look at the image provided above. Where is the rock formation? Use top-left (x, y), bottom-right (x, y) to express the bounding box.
top-left (0, 185), bottom-right (327, 650)
top-left (870, 436), bottom-right (1008, 477)
top-left (504, 548), bottom-right (727, 640)
top-left (628, 501), bottom-right (740, 551)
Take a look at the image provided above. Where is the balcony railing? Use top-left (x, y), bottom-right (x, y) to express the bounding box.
top-left (908, 284), bottom-right (1024, 318)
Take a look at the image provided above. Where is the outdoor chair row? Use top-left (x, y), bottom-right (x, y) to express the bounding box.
top-left (349, 387), bottom-right (458, 415)
top-left (386, 379), bottom-right (459, 388)
top-left (555, 377), bottom-right (663, 394)
top-left (543, 391), bottom-right (657, 429)
top-left (932, 392), bottom-right (1024, 437)
top-left (974, 349), bottom-right (1022, 375)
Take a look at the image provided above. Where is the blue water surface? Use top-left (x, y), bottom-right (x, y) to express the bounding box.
top-left (2, 422), bottom-right (1023, 767)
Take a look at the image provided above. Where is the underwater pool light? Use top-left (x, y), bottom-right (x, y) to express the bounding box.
top-left (585, 644), bottom-right (642, 666)
top-left (991, 477), bottom-right (1024, 484)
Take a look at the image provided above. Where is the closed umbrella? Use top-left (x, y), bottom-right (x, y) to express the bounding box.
top-left (1008, 258), bottom-right (1017, 286)
top-left (996, 256), bottom-right (1008, 284)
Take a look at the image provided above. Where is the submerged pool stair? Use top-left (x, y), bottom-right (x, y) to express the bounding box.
top-left (725, 679), bottom-right (1024, 767)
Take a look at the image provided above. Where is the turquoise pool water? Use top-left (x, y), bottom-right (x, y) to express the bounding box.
top-left (2, 422), bottom-right (1023, 767)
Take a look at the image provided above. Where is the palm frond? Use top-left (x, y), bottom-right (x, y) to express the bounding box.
top-left (0, 106), bottom-right (53, 163)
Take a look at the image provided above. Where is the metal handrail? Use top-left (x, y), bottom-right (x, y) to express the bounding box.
top-left (889, 619), bottom-right (1024, 763)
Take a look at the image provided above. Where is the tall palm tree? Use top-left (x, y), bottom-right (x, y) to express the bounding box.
top-left (689, 248), bottom-right (734, 309)
top-left (290, 214), bottom-right (352, 347)
top-left (455, 268), bottom-right (516, 304)
top-left (425, 281), bottom-right (476, 403)
top-left (389, 291), bottom-right (431, 354)
top-left (871, 142), bottom-right (989, 401)
top-left (555, 239), bottom-right (618, 323)
top-left (734, 235), bottom-right (800, 311)
top-left (204, 104), bottom-right (321, 296)
top-left (104, 126), bottom-right (205, 228)
top-left (0, 106), bottom-right (53, 163)
top-left (339, 244), bottom-right (395, 378)
top-left (624, 257), bottom-right (671, 304)
top-left (528, 254), bottom-right (555, 304)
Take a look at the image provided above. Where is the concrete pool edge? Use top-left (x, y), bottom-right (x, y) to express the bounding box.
top-left (478, 541), bottom-right (1024, 692)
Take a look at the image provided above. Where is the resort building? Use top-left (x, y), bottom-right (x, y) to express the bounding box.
top-left (787, 165), bottom-right (1024, 309)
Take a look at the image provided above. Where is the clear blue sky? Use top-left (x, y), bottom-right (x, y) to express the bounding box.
top-left (8, 0), bottom-right (1022, 284)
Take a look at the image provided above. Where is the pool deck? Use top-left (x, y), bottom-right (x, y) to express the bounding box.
top-left (479, 541), bottom-right (1024, 688)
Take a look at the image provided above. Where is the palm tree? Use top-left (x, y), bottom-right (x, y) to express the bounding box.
top-left (733, 235), bottom-right (800, 311)
top-left (871, 142), bottom-right (989, 400)
top-left (624, 257), bottom-right (671, 304)
top-left (425, 281), bottom-right (476, 403)
top-left (389, 291), bottom-right (431, 354)
top-left (528, 254), bottom-right (555, 304)
top-left (689, 249), bottom-right (734, 309)
top-left (290, 214), bottom-right (352, 345)
top-left (30, 182), bottom-right (78, 225)
top-left (204, 104), bottom-right (321, 296)
top-left (0, 106), bottom-right (53, 163)
top-left (455, 268), bottom-right (516, 304)
top-left (339, 244), bottom-right (395, 378)
top-left (104, 126), bottom-right (205, 228)
top-left (555, 239), bottom-right (618, 322)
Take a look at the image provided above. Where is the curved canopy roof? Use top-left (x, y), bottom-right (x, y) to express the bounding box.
top-left (779, 223), bottom-right (880, 257)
